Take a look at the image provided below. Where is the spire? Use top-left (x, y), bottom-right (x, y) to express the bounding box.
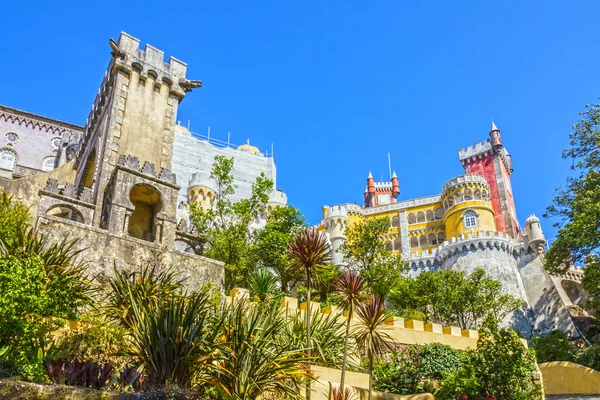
top-left (392, 171), bottom-right (397, 178)
top-left (491, 120), bottom-right (499, 132)
top-left (368, 171), bottom-right (373, 179)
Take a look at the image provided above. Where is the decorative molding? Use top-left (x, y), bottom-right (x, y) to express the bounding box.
top-left (0, 107), bottom-right (83, 136)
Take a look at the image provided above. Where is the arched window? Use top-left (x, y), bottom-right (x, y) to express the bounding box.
top-left (391, 216), bottom-right (400, 228)
top-left (426, 210), bottom-right (434, 221)
top-left (393, 238), bottom-right (402, 251)
top-left (417, 211), bottom-right (425, 223)
top-left (410, 236), bottom-right (419, 248)
top-left (463, 210), bottom-right (478, 228)
top-left (408, 213), bottom-right (416, 224)
top-left (438, 232), bottom-right (446, 243)
top-left (419, 235), bottom-right (428, 247)
top-left (42, 157), bottom-right (56, 172)
top-left (434, 208), bottom-right (444, 220)
top-left (385, 241), bottom-right (393, 251)
top-left (0, 149), bottom-right (16, 171)
top-left (428, 233), bottom-right (437, 246)
top-left (128, 184), bottom-right (163, 242)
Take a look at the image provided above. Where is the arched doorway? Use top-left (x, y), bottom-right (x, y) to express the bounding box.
top-left (128, 184), bottom-right (163, 242)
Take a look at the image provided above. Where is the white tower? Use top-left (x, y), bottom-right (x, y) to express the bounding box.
top-left (324, 205), bottom-right (349, 265)
top-left (525, 214), bottom-right (546, 254)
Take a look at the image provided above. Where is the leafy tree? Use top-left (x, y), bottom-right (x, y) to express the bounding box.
top-left (287, 227), bottom-right (332, 400)
top-left (531, 330), bottom-right (577, 363)
top-left (190, 155), bottom-right (273, 290)
top-left (389, 268), bottom-right (524, 330)
top-left (0, 191), bottom-right (29, 248)
top-left (340, 218), bottom-right (407, 297)
top-left (437, 321), bottom-right (542, 400)
top-left (334, 269), bottom-right (367, 393)
top-left (354, 297), bottom-right (393, 400)
top-left (250, 205), bottom-right (306, 292)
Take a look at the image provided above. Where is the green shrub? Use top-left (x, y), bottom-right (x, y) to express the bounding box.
top-left (372, 343), bottom-right (463, 395)
top-left (576, 344), bottom-right (600, 371)
top-left (531, 330), bottom-right (577, 363)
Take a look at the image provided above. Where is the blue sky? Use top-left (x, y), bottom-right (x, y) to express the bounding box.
top-left (1, 1), bottom-right (599, 239)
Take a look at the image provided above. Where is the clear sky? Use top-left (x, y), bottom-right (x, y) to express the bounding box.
top-left (1, 1), bottom-right (599, 239)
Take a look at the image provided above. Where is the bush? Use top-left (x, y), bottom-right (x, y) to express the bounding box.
top-left (575, 344), bottom-right (600, 370)
top-left (372, 343), bottom-right (463, 395)
top-left (531, 330), bottom-right (577, 363)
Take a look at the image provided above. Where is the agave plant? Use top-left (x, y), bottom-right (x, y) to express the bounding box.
top-left (124, 289), bottom-right (220, 387)
top-left (202, 300), bottom-right (311, 399)
top-left (287, 228), bottom-right (332, 400)
top-left (248, 267), bottom-right (280, 302)
top-left (334, 270), bottom-right (367, 393)
top-left (329, 385), bottom-right (355, 400)
top-left (354, 297), bottom-right (393, 400)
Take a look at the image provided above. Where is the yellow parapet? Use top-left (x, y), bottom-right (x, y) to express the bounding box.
top-left (539, 361), bottom-right (600, 395)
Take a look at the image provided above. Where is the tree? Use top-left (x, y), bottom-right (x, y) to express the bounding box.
top-left (354, 297), bottom-right (393, 400)
top-left (531, 330), bottom-right (577, 363)
top-left (334, 269), bottom-right (367, 393)
top-left (251, 205), bottom-right (306, 292)
top-left (287, 227), bottom-right (332, 400)
top-left (190, 155), bottom-right (273, 290)
top-left (340, 218), bottom-right (407, 297)
top-left (389, 269), bottom-right (524, 330)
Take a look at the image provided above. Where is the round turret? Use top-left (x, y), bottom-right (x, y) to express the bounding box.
top-left (490, 121), bottom-right (503, 151)
top-left (391, 171), bottom-right (400, 200)
top-left (187, 172), bottom-right (217, 211)
top-left (266, 189), bottom-right (288, 214)
top-left (525, 214), bottom-right (545, 254)
top-left (324, 205), bottom-right (349, 265)
top-left (441, 174), bottom-right (496, 238)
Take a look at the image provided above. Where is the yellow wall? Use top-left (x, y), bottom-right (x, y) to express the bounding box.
top-left (539, 361), bottom-right (600, 395)
top-left (443, 200), bottom-right (495, 238)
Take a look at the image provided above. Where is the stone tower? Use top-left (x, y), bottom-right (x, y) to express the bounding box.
top-left (324, 205), bottom-right (349, 265)
top-left (458, 122), bottom-right (519, 238)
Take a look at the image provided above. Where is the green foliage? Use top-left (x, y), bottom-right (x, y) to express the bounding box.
top-left (190, 155), bottom-right (273, 290)
top-left (247, 268), bottom-right (281, 302)
top-left (281, 308), bottom-right (347, 369)
top-left (389, 268), bottom-right (524, 330)
top-left (438, 323), bottom-right (542, 400)
top-left (103, 262), bottom-right (185, 326)
top-left (251, 205), bottom-right (306, 292)
top-left (575, 344), bottom-right (600, 371)
top-left (340, 218), bottom-right (407, 297)
top-left (544, 103), bottom-right (600, 315)
top-left (0, 191), bottom-right (29, 249)
top-left (56, 313), bottom-right (129, 370)
top-left (531, 330), bottom-right (577, 363)
top-left (125, 289), bottom-right (220, 387)
top-left (203, 300), bottom-right (309, 400)
top-left (372, 344), bottom-right (463, 395)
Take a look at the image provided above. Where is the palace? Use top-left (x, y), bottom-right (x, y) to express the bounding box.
top-left (319, 124), bottom-right (581, 337)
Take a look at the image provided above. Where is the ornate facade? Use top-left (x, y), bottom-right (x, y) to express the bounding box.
top-left (320, 124), bottom-right (578, 337)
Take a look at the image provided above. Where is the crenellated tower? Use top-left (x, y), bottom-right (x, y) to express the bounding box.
top-left (458, 122), bottom-right (519, 238)
top-left (323, 205), bottom-right (349, 265)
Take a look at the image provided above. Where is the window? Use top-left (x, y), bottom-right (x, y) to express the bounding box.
top-left (5, 132), bottom-right (18, 145)
top-left (0, 149), bottom-right (16, 171)
top-left (51, 137), bottom-right (62, 150)
top-left (463, 210), bottom-right (478, 228)
top-left (42, 157), bottom-right (55, 172)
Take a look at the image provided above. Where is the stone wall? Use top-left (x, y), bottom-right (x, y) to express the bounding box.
top-left (36, 214), bottom-right (224, 290)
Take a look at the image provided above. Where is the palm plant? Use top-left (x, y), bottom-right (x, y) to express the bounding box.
top-left (287, 228), bottom-right (332, 400)
top-left (334, 270), bottom-right (367, 393)
top-left (125, 289), bottom-right (220, 387)
top-left (354, 297), bottom-right (393, 400)
top-left (247, 267), bottom-right (280, 302)
top-left (203, 300), bottom-right (310, 399)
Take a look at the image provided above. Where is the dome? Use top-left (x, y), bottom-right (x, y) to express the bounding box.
top-left (174, 124), bottom-right (192, 136)
top-left (237, 141), bottom-right (263, 156)
top-left (526, 214), bottom-right (540, 224)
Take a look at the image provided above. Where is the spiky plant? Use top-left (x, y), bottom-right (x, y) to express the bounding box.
top-left (334, 270), bottom-right (367, 393)
top-left (281, 308), bottom-right (347, 368)
top-left (287, 227), bottom-right (332, 400)
top-left (125, 289), bottom-right (220, 387)
top-left (202, 300), bottom-right (310, 399)
top-left (329, 385), bottom-right (355, 400)
top-left (248, 267), bottom-right (280, 302)
top-left (103, 263), bottom-right (185, 326)
top-left (354, 297), bottom-right (393, 400)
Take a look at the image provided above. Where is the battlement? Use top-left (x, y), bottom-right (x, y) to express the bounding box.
top-left (115, 32), bottom-right (188, 82)
top-left (458, 139), bottom-right (492, 162)
top-left (441, 174), bottom-right (490, 197)
top-left (227, 288), bottom-right (481, 350)
top-left (437, 230), bottom-right (515, 262)
top-left (325, 205), bottom-right (348, 220)
top-left (188, 171), bottom-right (216, 192)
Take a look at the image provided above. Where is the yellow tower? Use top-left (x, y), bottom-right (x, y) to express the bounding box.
top-left (441, 174), bottom-right (496, 238)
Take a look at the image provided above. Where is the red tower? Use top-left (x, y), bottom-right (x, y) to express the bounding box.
top-left (458, 122), bottom-right (519, 238)
top-left (363, 171), bottom-right (399, 208)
